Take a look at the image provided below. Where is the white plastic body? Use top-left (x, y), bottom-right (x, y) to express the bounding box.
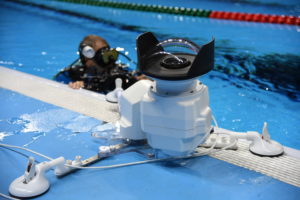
top-left (98, 143), bottom-right (128, 157)
top-left (213, 127), bottom-right (284, 156)
top-left (98, 145), bottom-right (113, 158)
top-left (119, 79), bottom-right (212, 156)
top-left (9, 157), bottom-right (65, 198)
top-left (105, 78), bottom-right (123, 103)
top-left (119, 80), bottom-right (153, 140)
top-left (141, 80), bottom-right (212, 155)
top-left (153, 78), bottom-right (198, 95)
top-left (23, 157), bottom-right (36, 184)
top-left (54, 156), bottom-right (83, 176)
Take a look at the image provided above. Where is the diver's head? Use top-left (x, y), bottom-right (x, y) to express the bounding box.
top-left (79, 35), bottom-right (118, 69)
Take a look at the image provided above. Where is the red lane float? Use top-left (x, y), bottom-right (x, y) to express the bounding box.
top-left (209, 11), bottom-right (300, 25)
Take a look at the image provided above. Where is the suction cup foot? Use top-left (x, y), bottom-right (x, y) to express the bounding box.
top-left (9, 175), bottom-right (50, 199)
top-left (249, 149), bottom-right (284, 157)
top-left (249, 122), bottom-right (284, 157)
top-left (8, 157), bottom-right (66, 198)
top-left (249, 139), bottom-right (284, 157)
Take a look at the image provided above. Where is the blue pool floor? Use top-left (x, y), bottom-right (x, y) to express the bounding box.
top-left (0, 88), bottom-right (300, 200)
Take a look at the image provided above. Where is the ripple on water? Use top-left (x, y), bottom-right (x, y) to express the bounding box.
top-left (2, 108), bottom-right (102, 145)
top-left (19, 108), bottom-right (100, 133)
top-left (0, 132), bottom-right (13, 141)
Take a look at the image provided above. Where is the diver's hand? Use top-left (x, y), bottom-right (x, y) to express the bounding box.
top-left (135, 74), bottom-right (150, 81)
top-left (69, 81), bottom-right (84, 89)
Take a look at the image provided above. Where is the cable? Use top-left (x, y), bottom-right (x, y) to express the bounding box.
top-left (65, 150), bottom-right (214, 170)
top-left (1, 146), bottom-right (43, 165)
top-left (0, 192), bottom-right (20, 200)
top-left (67, 132), bottom-right (232, 169)
top-left (212, 114), bottom-right (218, 128)
top-left (195, 131), bottom-right (224, 155)
top-left (0, 143), bottom-right (53, 161)
top-left (211, 115), bottom-right (239, 151)
top-left (1, 146), bottom-right (31, 159)
top-left (118, 51), bottom-right (137, 65)
top-left (217, 136), bottom-right (237, 151)
top-left (0, 128), bottom-right (236, 171)
top-left (0, 142), bottom-right (217, 170)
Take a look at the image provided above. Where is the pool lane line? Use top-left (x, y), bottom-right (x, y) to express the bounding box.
top-left (7, 0), bottom-right (300, 26)
top-left (209, 11), bottom-right (299, 25)
top-left (4, 0), bottom-right (144, 33)
top-left (50, 0), bottom-right (300, 26)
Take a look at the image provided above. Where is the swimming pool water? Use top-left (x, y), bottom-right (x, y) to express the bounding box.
top-left (0, 1), bottom-right (300, 199)
top-left (1, 87), bottom-right (300, 200)
top-left (1, 0), bottom-right (299, 147)
top-left (113, 0), bottom-right (300, 16)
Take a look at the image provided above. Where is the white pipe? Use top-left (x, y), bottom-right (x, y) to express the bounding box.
top-left (213, 127), bottom-right (260, 141)
top-left (39, 157), bottom-right (65, 172)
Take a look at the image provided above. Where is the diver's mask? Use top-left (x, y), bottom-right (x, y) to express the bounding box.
top-left (79, 45), bottom-right (119, 66)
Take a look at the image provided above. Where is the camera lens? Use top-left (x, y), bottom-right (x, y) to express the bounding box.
top-left (161, 57), bottom-right (191, 69)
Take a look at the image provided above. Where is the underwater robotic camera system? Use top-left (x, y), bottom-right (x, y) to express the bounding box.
top-left (117, 32), bottom-right (282, 157)
top-left (119, 32), bottom-right (215, 156)
top-left (7, 32), bottom-right (284, 199)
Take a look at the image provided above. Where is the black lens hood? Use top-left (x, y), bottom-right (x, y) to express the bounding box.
top-left (136, 32), bottom-right (214, 80)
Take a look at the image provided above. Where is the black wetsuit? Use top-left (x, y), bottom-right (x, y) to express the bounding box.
top-left (54, 59), bottom-right (138, 94)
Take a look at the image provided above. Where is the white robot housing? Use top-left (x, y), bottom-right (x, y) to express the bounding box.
top-left (119, 32), bottom-right (215, 156)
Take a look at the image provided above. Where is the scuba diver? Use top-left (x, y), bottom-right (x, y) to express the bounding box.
top-left (54, 35), bottom-right (143, 94)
